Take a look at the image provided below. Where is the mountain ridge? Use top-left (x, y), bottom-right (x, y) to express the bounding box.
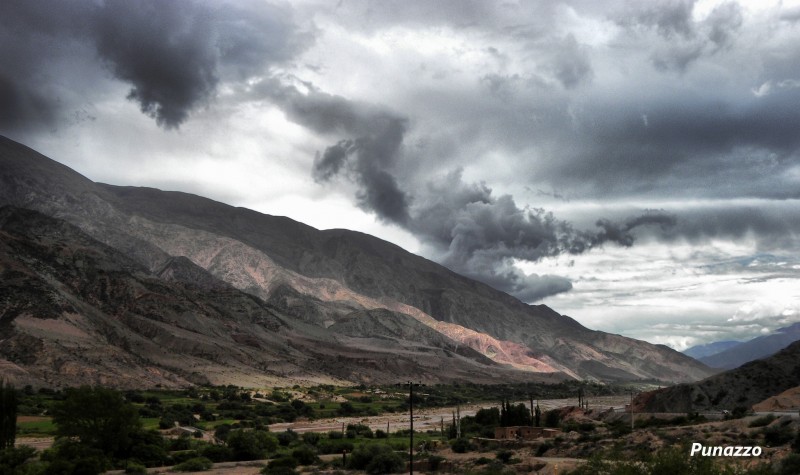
top-left (698, 322), bottom-right (800, 369)
top-left (0, 135), bottom-right (713, 385)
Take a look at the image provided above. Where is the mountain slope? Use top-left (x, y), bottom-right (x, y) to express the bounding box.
top-left (0, 135), bottom-right (714, 384)
top-left (635, 341), bottom-right (800, 413)
top-left (698, 322), bottom-right (800, 369)
top-left (0, 206), bottom-right (543, 387)
top-left (683, 341), bottom-right (740, 359)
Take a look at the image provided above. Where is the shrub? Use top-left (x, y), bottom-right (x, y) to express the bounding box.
top-left (348, 443), bottom-right (404, 473)
top-left (200, 443), bottom-right (233, 463)
top-left (428, 454), bottom-right (445, 471)
top-left (227, 429), bottom-right (278, 460)
top-left (174, 456), bottom-right (213, 472)
top-left (749, 415), bottom-right (776, 428)
top-left (277, 429), bottom-right (299, 447)
top-left (496, 449), bottom-right (514, 463)
top-left (317, 439), bottom-right (354, 455)
top-left (763, 425), bottom-right (794, 446)
top-left (264, 455), bottom-right (298, 471)
top-left (291, 445), bottom-right (319, 465)
top-left (124, 462), bottom-right (147, 474)
top-left (450, 438), bottom-right (472, 453)
top-left (535, 443), bottom-right (551, 457)
top-left (780, 454), bottom-right (800, 475)
top-left (301, 432), bottom-right (320, 446)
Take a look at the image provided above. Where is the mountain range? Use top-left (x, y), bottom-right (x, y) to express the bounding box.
top-left (682, 341), bottom-right (740, 360)
top-left (689, 322), bottom-right (800, 370)
top-left (0, 135), bottom-right (713, 388)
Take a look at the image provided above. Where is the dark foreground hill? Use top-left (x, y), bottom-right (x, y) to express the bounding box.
top-left (635, 340), bottom-right (800, 413)
top-left (0, 135), bottom-right (713, 387)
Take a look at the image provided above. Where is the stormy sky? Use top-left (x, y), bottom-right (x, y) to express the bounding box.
top-left (3, 0), bottom-right (800, 350)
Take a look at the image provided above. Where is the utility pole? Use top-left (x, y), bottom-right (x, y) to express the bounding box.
top-left (402, 381), bottom-right (424, 475)
top-left (630, 390), bottom-right (635, 431)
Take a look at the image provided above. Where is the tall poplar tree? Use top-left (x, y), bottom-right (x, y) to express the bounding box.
top-left (0, 380), bottom-right (17, 449)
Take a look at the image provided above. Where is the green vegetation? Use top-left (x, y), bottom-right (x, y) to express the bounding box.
top-left (5, 382), bottom-right (799, 474)
top-left (1, 380), bottom-right (17, 450)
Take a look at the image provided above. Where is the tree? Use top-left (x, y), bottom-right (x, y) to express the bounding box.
top-left (51, 386), bottom-right (141, 458)
top-left (0, 380), bottom-right (17, 450)
top-left (226, 429), bottom-right (278, 460)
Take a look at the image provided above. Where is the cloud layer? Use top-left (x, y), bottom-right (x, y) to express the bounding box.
top-left (3, 0), bottom-right (800, 345)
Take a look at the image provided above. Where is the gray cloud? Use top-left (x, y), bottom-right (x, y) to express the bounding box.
top-left (615, 1), bottom-right (742, 73)
top-left (91, 1), bottom-right (219, 128)
top-left (263, 81), bottom-right (411, 223)
top-left (0, 0), bottom-right (312, 131)
top-left (408, 170), bottom-right (679, 299)
top-left (552, 34), bottom-right (594, 89)
top-left (0, 0), bottom-right (92, 132)
top-left (264, 77), bottom-right (693, 300)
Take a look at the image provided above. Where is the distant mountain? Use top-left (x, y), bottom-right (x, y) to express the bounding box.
top-left (0, 135), bottom-right (714, 387)
top-left (683, 341), bottom-right (740, 359)
top-left (698, 322), bottom-right (800, 369)
top-left (635, 340), bottom-right (800, 413)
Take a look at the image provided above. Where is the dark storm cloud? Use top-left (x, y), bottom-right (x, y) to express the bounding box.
top-left (0, 0), bottom-right (91, 132)
top-left (0, 0), bottom-right (312, 131)
top-left (410, 170), bottom-right (678, 300)
top-left (661, 203), bottom-right (800, 249)
top-left (264, 77), bottom-right (692, 300)
top-left (0, 75), bottom-right (57, 130)
top-left (262, 81), bottom-right (411, 223)
top-left (543, 84), bottom-right (800, 200)
top-left (91, 1), bottom-right (219, 128)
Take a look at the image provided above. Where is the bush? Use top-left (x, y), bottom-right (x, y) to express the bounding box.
top-left (200, 444), bottom-right (233, 463)
top-left (301, 432), bottom-right (320, 446)
top-left (40, 439), bottom-right (110, 474)
top-left (749, 415), bottom-right (776, 428)
top-left (0, 446), bottom-right (37, 473)
top-left (291, 445), bottom-right (319, 465)
top-left (124, 462), bottom-right (147, 474)
top-left (763, 425), bottom-right (794, 446)
top-left (780, 454), bottom-right (800, 475)
top-left (365, 450), bottom-right (405, 474)
top-left (535, 443), bottom-right (551, 457)
top-left (495, 449), bottom-right (514, 463)
top-left (174, 456), bottom-right (213, 472)
top-left (226, 429), bottom-right (278, 460)
top-left (277, 429), bottom-right (299, 447)
top-left (265, 455), bottom-right (298, 470)
top-left (348, 443), bottom-right (404, 473)
top-left (317, 439), bottom-right (354, 455)
top-left (450, 438), bottom-right (472, 453)
top-left (428, 454), bottom-right (445, 471)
